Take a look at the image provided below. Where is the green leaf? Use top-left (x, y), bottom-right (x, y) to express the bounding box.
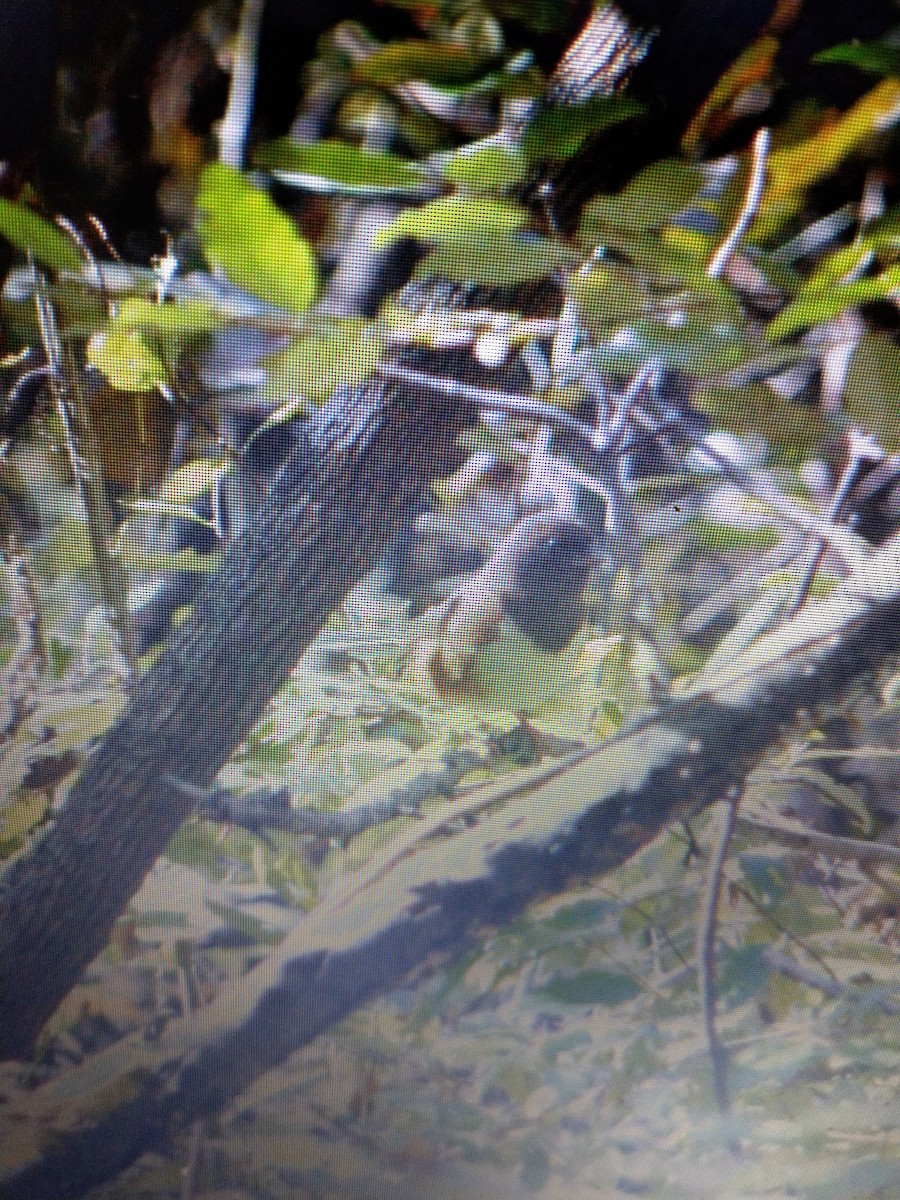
top-left (87, 299), bottom-right (227, 392)
top-left (260, 319), bottom-right (385, 406)
top-left (536, 969), bottom-right (642, 1006)
top-left (753, 78), bottom-right (900, 240)
top-left (108, 296), bottom-right (227, 337)
top-left (196, 162), bottom-right (319, 313)
top-left (253, 137), bottom-right (433, 196)
top-left (521, 94), bottom-right (644, 163)
top-left (693, 377), bottom-right (827, 457)
top-left (352, 40), bottom-right (492, 87)
top-left (580, 159), bottom-right (705, 238)
top-left (813, 39), bottom-right (900, 77)
top-left (437, 140), bottom-right (530, 191)
top-left (587, 309), bottom-right (762, 379)
top-left (861, 204), bottom-right (900, 249)
top-left (154, 459), bottom-right (229, 508)
top-left (0, 198), bottom-right (84, 273)
top-left (568, 264), bottom-right (649, 329)
top-left (718, 944), bottom-right (769, 1004)
top-left (545, 899), bottom-right (617, 931)
top-left (88, 324), bottom-right (168, 391)
top-left (688, 517), bottom-right (781, 553)
top-left (801, 242), bottom-right (874, 290)
top-left (843, 332), bottom-right (900, 449)
top-left (766, 266), bottom-right (900, 339)
top-left (372, 195), bottom-right (531, 249)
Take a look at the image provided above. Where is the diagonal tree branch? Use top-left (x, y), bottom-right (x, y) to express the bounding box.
top-left (0, 374), bottom-right (475, 1062)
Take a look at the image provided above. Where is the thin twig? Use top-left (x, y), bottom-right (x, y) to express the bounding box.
top-left (32, 271), bottom-right (136, 665)
top-left (375, 360), bottom-right (595, 437)
top-left (738, 812), bottom-right (900, 871)
top-left (677, 428), bottom-right (870, 570)
top-left (707, 128), bottom-right (770, 279)
top-left (698, 792), bottom-right (741, 1124)
top-left (0, 539), bottom-right (47, 740)
top-left (382, 357), bottom-right (870, 569)
top-left (784, 429), bottom-right (883, 617)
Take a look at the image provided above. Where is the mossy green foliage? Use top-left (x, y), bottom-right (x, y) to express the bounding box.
top-left (352, 39), bottom-right (497, 88)
top-left (520, 94), bottom-right (644, 162)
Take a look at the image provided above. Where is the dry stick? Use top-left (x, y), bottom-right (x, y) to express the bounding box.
top-left (707, 127), bottom-right (770, 280)
top-left (671, 422), bottom-right (868, 570)
top-left (706, 128), bottom-right (872, 611)
top-left (4, 538), bottom-right (900, 1199)
top-left (379, 360), bottom-right (868, 568)
top-left (179, 1120), bottom-right (205, 1200)
top-left (32, 277), bottom-right (136, 665)
top-left (737, 812), bottom-right (900, 871)
top-left (697, 792), bottom-right (741, 1121)
top-left (784, 429), bottom-right (884, 619)
top-left (0, 538), bottom-right (48, 688)
top-left (376, 360), bottom-right (594, 438)
top-left (0, 541), bottom-right (46, 799)
top-left (217, 0), bottom-right (267, 168)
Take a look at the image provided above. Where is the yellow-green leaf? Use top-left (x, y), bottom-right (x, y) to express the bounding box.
top-left (254, 137), bottom-right (432, 196)
top-left (754, 77), bottom-right (900, 239)
top-left (580, 159), bottom-right (704, 238)
top-left (110, 297), bottom-right (226, 337)
top-left (0, 198), bottom-right (84, 273)
top-left (261, 319), bottom-right (384, 406)
top-left (437, 141), bottom-right (530, 191)
top-left (87, 325), bottom-right (168, 392)
top-left (420, 231), bottom-right (576, 285)
top-left (196, 162), bottom-right (319, 313)
top-left (767, 266), bottom-right (900, 339)
top-left (372, 195), bottom-right (531, 249)
top-left (87, 298), bottom-right (229, 391)
top-left (352, 40), bottom-right (491, 87)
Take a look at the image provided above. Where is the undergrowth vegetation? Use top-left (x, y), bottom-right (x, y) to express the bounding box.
top-left (2, 2), bottom-right (900, 1197)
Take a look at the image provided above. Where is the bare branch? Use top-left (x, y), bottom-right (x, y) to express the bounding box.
top-left (707, 127), bottom-right (770, 279)
top-left (697, 794), bottom-right (741, 1121)
top-left (217, 0), bottom-right (267, 168)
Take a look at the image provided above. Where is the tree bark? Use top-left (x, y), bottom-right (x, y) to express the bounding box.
top-left (0, 374), bottom-right (473, 1061)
